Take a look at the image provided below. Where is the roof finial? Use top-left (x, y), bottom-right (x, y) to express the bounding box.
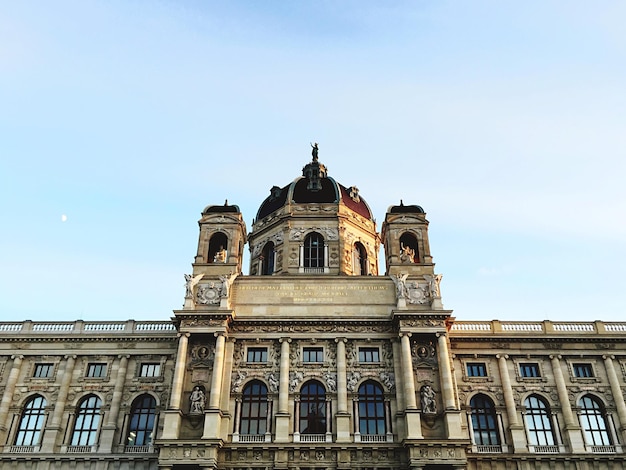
top-left (224, 199), bottom-right (228, 206)
top-left (310, 142), bottom-right (319, 162)
top-left (400, 199), bottom-right (404, 206)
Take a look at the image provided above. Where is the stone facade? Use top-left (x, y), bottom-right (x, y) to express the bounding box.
top-left (1, 153), bottom-right (625, 469)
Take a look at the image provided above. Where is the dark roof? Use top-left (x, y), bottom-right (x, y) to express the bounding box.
top-left (389, 202), bottom-right (424, 214)
top-left (202, 203), bottom-right (241, 214)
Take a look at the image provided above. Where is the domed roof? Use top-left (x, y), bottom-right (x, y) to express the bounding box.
top-left (202, 200), bottom-right (241, 215)
top-left (255, 151), bottom-right (374, 221)
top-left (387, 200), bottom-right (425, 214)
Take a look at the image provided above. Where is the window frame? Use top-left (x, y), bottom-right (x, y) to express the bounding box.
top-left (126, 394), bottom-right (157, 447)
top-left (524, 394), bottom-right (556, 447)
top-left (70, 394), bottom-right (102, 447)
top-left (86, 363), bottom-right (107, 379)
top-left (302, 347), bottom-right (324, 363)
top-left (239, 381), bottom-right (268, 436)
top-left (33, 363), bottom-right (54, 379)
top-left (519, 363), bottom-right (541, 379)
top-left (466, 362), bottom-right (488, 378)
top-left (303, 232), bottom-right (324, 268)
top-left (299, 380), bottom-right (327, 435)
top-left (246, 347), bottom-right (268, 363)
top-left (139, 363), bottom-right (161, 378)
top-left (579, 395), bottom-right (613, 446)
top-left (14, 395), bottom-right (47, 447)
top-left (358, 381), bottom-right (386, 436)
top-left (469, 394), bottom-right (501, 446)
top-left (358, 347), bottom-right (380, 363)
top-left (572, 363), bottom-right (594, 378)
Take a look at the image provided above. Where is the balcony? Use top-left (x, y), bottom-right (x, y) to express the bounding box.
top-left (529, 445), bottom-right (560, 453)
top-left (355, 433), bottom-right (393, 443)
top-left (591, 445), bottom-right (617, 453)
top-left (65, 445), bottom-right (95, 453)
top-left (124, 445), bottom-right (155, 453)
top-left (474, 445), bottom-right (502, 453)
top-left (7, 445), bottom-right (38, 453)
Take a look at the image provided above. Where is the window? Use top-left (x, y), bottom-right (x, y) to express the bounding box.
top-left (71, 395), bottom-right (102, 446)
top-left (304, 232), bottom-right (324, 268)
top-left (524, 395), bottom-right (556, 446)
top-left (470, 394), bottom-right (500, 446)
top-left (14, 395), bottom-right (46, 446)
top-left (579, 395), bottom-right (612, 446)
top-left (261, 242), bottom-right (275, 275)
top-left (33, 364), bottom-right (53, 378)
top-left (353, 242), bottom-right (367, 275)
top-left (466, 362), bottom-right (487, 377)
top-left (247, 347), bottom-right (268, 363)
top-left (240, 381), bottom-right (268, 435)
top-left (520, 363), bottom-right (541, 378)
top-left (358, 381), bottom-right (386, 435)
top-left (86, 363), bottom-right (107, 378)
top-left (300, 381), bottom-right (326, 434)
top-left (573, 363), bottom-right (594, 378)
top-left (140, 363), bottom-right (161, 377)
top-left (303, 347), bottom-right (324, 363)
top-left (126, 394), bottom-right (156, 446)
top-left (358, 347), bottom-right (380, 363)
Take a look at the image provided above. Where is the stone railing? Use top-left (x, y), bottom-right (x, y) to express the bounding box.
top-left (450, 321), bottom-right (626, 336)
top-left (0, 320), bottom-right (176, 335)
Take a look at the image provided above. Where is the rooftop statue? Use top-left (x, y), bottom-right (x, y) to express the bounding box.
top-left (310, 142), bottom-right (319, 161)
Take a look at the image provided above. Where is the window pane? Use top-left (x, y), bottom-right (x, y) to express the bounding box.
top-left (358, 381), bottom-right (386, 435)
top-left (470, 395), bottom-right (500, 446)
top-left (240, 381), bottom-right (268, 435)
top-left (15, 395), bottom-right (47, 446)
top-left (126, 394), bottom-right (156, 446)
top-left (71, 395), bottom-right (102, 446)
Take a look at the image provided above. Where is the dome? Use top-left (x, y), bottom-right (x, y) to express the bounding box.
top-left (255, 155), bottom-right (374, 221)
top-left (387, 200), bottom-right (425, 214)
top-left (202, 201), bottom-right (241, 215)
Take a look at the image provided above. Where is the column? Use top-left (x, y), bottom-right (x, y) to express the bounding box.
top-left (353, 397), bottom-right (360, 441)
top-left (550, 354), bottom-right (585, 452)
top-left (279, 338), bottom-right (291, 413)
top-left (170, 333), bottom-right (190, 410)
top-left (325, 396), bottom-right (332, 441)
top-left (400, 333), bottom-right (422, 439)
top-left (400, 333), bottom-right (417, 409)
top-left (603, 355), bottom-right (626, 443)
top-left (99, 355), bottom-right (129, 452)
top-left (266, 398), bottom-right (273, 441)
top-left (293, 397), bottom-right (301, 441)
top-left (41, 355), bottom-right (76, 451)
top-left (437, 332), bottom-right (463, 439)
top-left (324, 243), bottom-right (329, 269)
top-left (275, 338), bottom-right (291, 442)
top-left (299, 244), bottom-right (304, 269)
top-left (208, 333), bottom-right (226, 409)
top-left (161, 333), bottom-right (189, 439)
top-left (335, 338), bottom-right (351, 442)
top-left (203, 333), bottom-right (227, 439)
top-left (0, 355), bottom-right (24, 439)
top-left (436, 333), bottom-right (455, 410)
top-left (496, 354), bottom-right (526, 452)
top-left (233, 398), bottom-right (242, 437)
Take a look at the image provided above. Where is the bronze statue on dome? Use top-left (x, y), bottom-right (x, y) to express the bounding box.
top-left (310, 142), bottom-right (319, 161)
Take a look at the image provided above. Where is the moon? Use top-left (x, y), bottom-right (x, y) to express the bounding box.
top-left (61, 214), bottom-right (68, 222)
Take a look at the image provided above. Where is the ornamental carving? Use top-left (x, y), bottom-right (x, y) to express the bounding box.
top-left (266, 372), bottom-right (279, 392)
top-left (323, 372), bottom-right (337, 392)
top-left (289, 371), bottom-right (303, 392)
top-left (232, 323), bottom-right (393, 334)
top-left (346, 371), bottom-right (361, 392)
top-left (379, 371), bottom-right (395, 391)
top-left (231, 371), bottom-right (247, 393)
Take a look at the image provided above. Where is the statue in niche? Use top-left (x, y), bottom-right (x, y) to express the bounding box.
top-left (189, 386), bottom-right (206, 414)
top-left (310, 142), bottom-right (319, 161)
top-left (400, 242), bottom-right (416, 263)
top-left (214, 246), bottom-right (227, 263)
top-left (420, 384), bottom-right (437, 414)
top-left (184, 273), bottom-right (204, 298)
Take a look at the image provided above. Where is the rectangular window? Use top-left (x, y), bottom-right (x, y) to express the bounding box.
top-left (247, 347), bottom-right (268, 363)
top-left (303, 347), bottom-right (324, 363)
top-left (466, 362), bottom-right (487, 377)
top-left (140, 363), bottom-right (161, 377)
top-left (358, 347), bottom-right (380, 363)
top-left (573, 363), bottom-right (594, 378)
top-left (519, 363), bottom-right (540, 378)
top-left (33, 363), bottom-right (53, 378)
top-left (86, 363), bottom-right (107, 378)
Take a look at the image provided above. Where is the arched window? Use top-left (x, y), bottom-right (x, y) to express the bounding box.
top-left (358, 381), bottom-right (385, 435)
top-left (300, 381), bottom-right (326, 434)
top-left (470, 394), bottom-right (500, 446)
top-left (304, 232), bottom-right (324, 269)
top-left (261, 242), bottom-right (275, 275)
top-left (14, 395), bottom-right (47, 446)
top-left (524, 395), bottom-right (556, 446)
top-left (126, 394), bottom-right (157, 447)
top-left (579, 395), bottom-right (612, 446)
top-left (208, 233), bottom-right (228, 263)
top-left (240, 381), bottom-right (268, 435)
top-left (399, 232), bottom-right (419, 263)
top-left (353, 242), bottom-right (367, 275)
top-left (71, 395), bottom-right (102, 446)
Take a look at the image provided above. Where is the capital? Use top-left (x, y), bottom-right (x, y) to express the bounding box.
top-left (603, 354), bottom-right (615, 361)
top-left (496, 354), bottom-right (509, 360)
top-left (279, 338), bottom-right (292, 344)
top-left (549, 354), bottom-right (562, 361)
top-left (334, 337), bottom-right (347, 344)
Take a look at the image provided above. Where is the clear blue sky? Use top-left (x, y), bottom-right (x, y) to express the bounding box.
top-left (1, 1), bottom-right (624, 323)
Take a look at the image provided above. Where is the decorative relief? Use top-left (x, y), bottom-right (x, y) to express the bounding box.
top-left (392, 274), bottom-right (442, 305)
top-left (346, 371), bottom-right (361, 392)
top-left (323, 372), bottom-right (337, 392)
top-left (233, 323), bottom-right (393, 334)
top-left (231, 371), bottom-right (247, 393)
top-left (289, 371), bottom-right (304, 392)
top-left (379, 371), bottom-right (395, 391)
top-left (412, 341), bottom-right (437, 366)
top-left (266, 372), bottom-right (279, 392)
top-left (289, 226), bottom-right (338, 241)
top-left (182, 318), bottom-right (226, 328)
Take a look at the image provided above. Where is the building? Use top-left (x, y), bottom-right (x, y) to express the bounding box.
top-left (1, 150), bottom-right (626, 470)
